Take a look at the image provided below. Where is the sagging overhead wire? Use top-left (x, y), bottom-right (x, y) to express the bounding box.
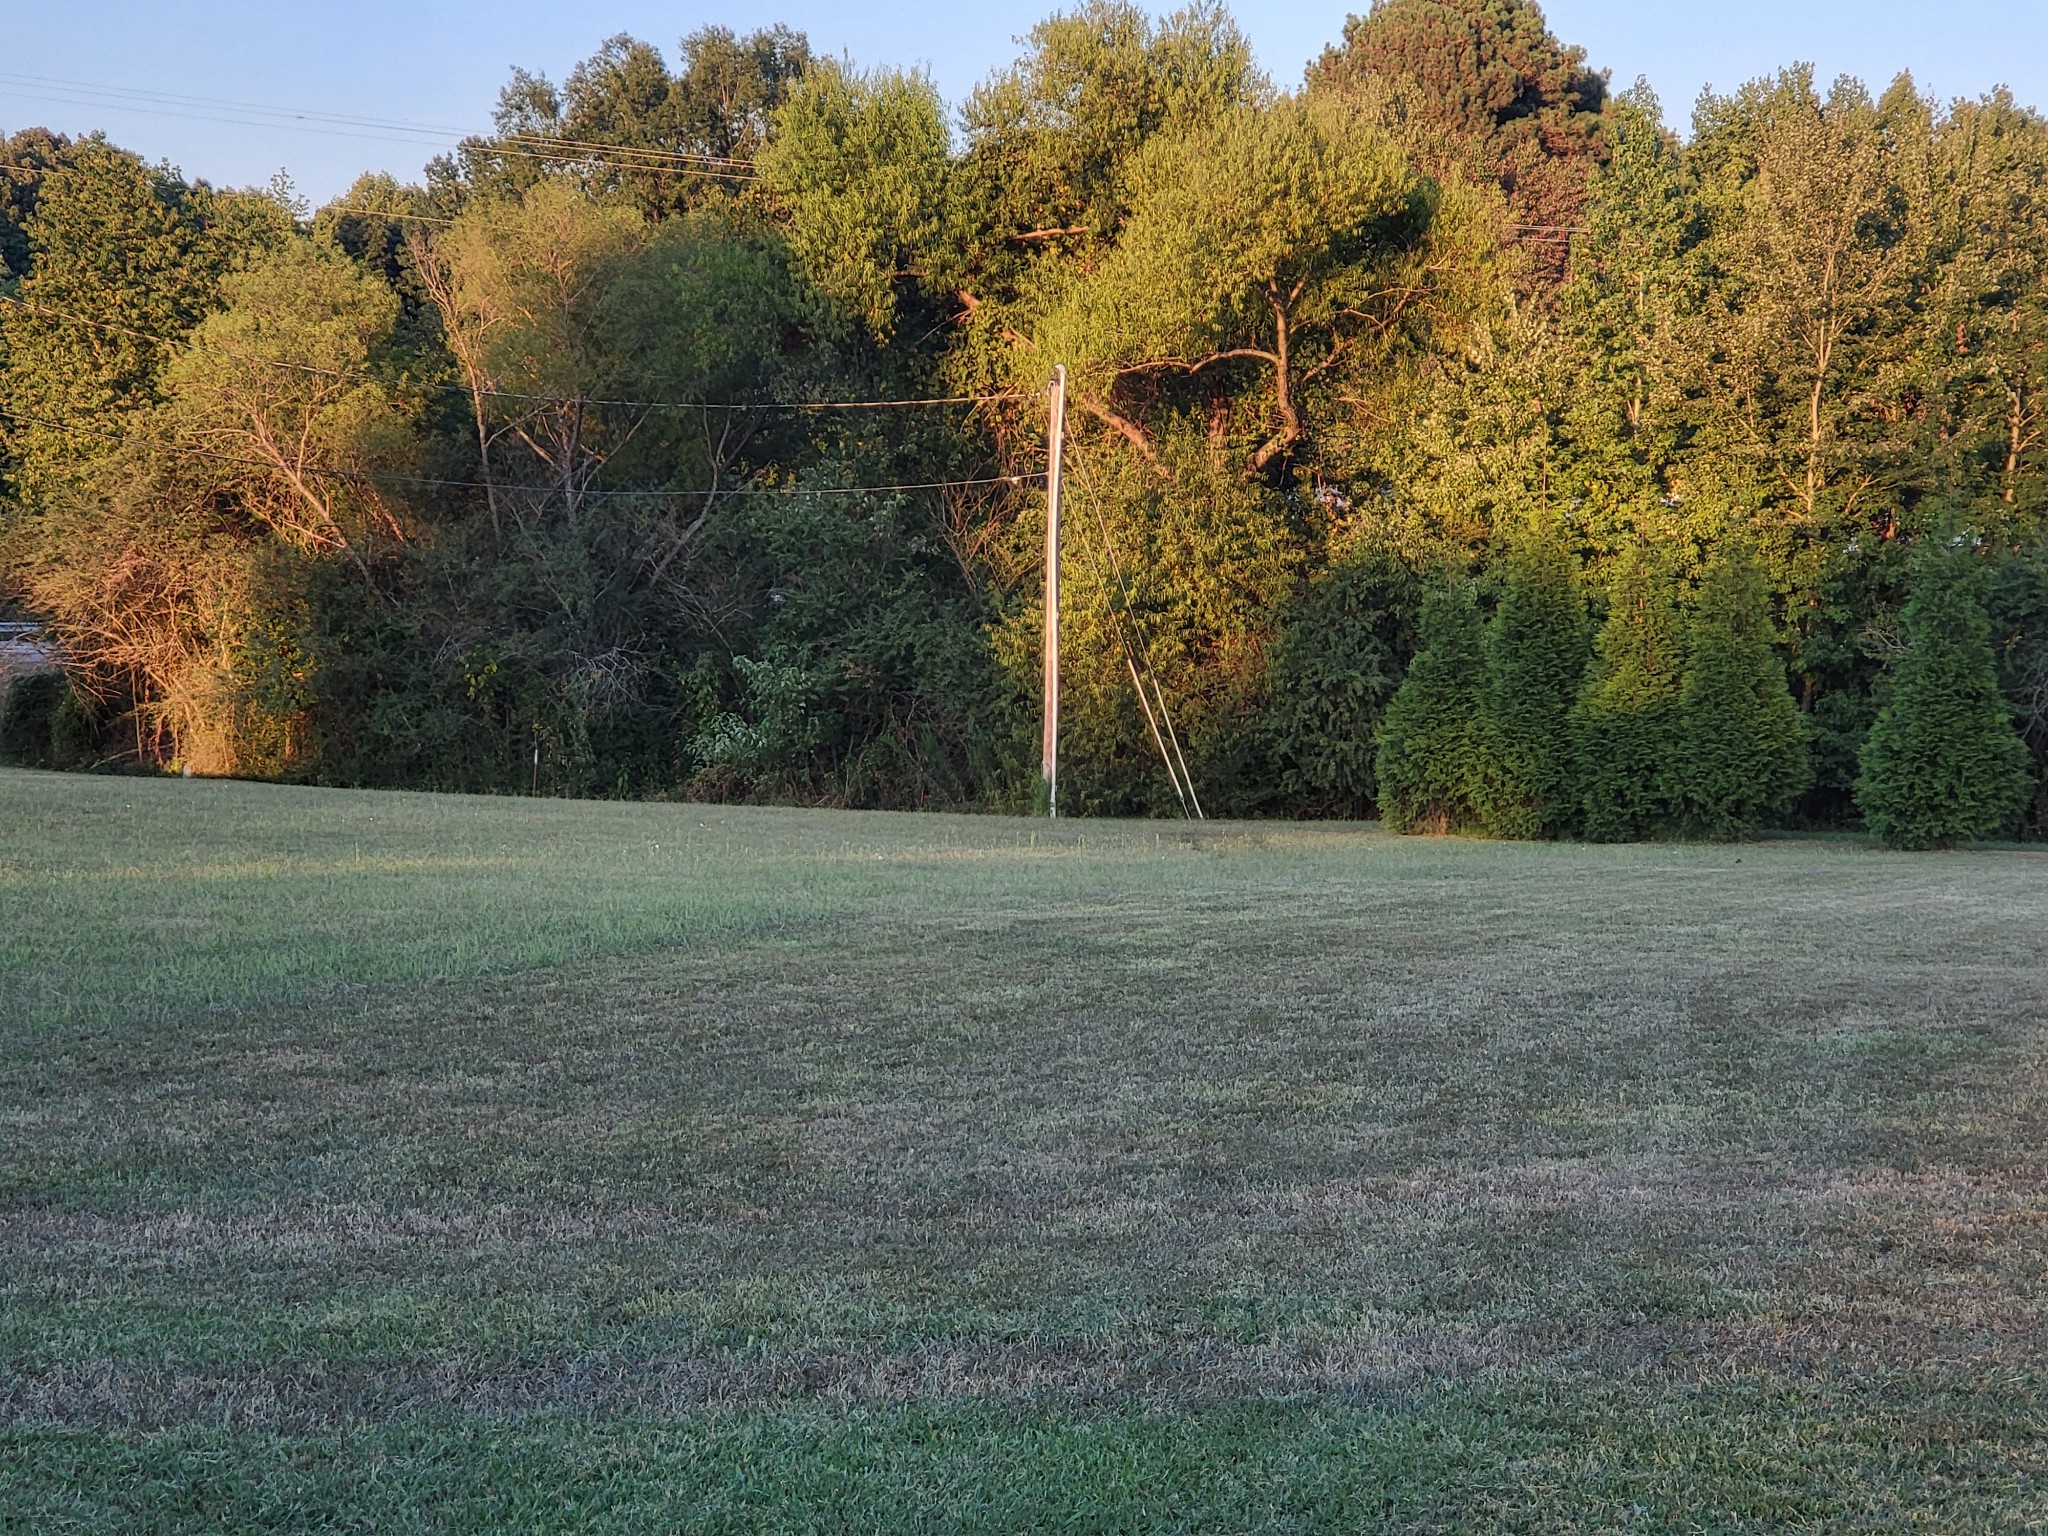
top-left (0, 72), bottom-right (477, 140)
top-left (0, 405), bottom-right (1039, 503)
top-left (498, 134), bottom-right (752, 173)
top-left (0, 73), bottom-right (759, 180)
top-left (0, 295), bottom-right (1032, 414)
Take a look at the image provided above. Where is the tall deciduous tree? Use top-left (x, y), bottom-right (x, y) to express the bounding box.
top-left (1916, 92), bottom-right (2048, 523)
top-left (1038, 91), bottom-right (1432, 476)
top-left (2, 235), bottom-right (420, 774)
top-left (455, 27), bottom-right (811, 218)
top-left (959, 0), bottom-right (1262, 251)
top-left (1554, 84), bottom-right (1710, 552)
top-left (158, 239), bottom-right (418, 574)
top-left (755, 62), bottom-right (955, 343)
top-left (0, 140), bottom-right (289, 500)
top-left (1691, 69), bottom-right (1914, 535)
top-left (946, 1), bottom-right (1267, 402)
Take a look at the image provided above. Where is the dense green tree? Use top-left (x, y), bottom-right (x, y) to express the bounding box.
top-left (0, 140), bottom-right (291, 500)
top-left (1689, 71), bottom-right (1916, 537)
top-left (1314, 0), bottom-right (1608, 284)
top-left (963, 1), bottom-right (1260, 242)
top-left (1, 234), bottom-right (417, 773)
top-left (1985, 542), bottom-right (2048, 837)
top-left (1915, 92), bottom-right (2048, 526)
top-left (1856, 538), bottom-right (2033, 847)
top-left (1258, 542), bottom-right (1417, 816)
top-left (754, 62), bottom-right (955, 343)
top-left (1569, 546), bottom-right (1684, 840)
top-left (1038, 91), bottom-right (1430, 476)
top-left (455, 27), bottom-right (810, 218)
top-left (1552, 85), bottom-right (1711, 554)
top-left (946, 1), bottom-right (1268, 409)
top-left (161, 238), bottom-right (419, 564)
top-left (1374, 581), bottom-right (1487, 831)
top-left (1671, 545), bottom-right (1810, 837)
top-left (0, 127), bottom-right (74, 284)
top-left (951, 2), bottom-right (1261, 314)
top-left (1477, 530), bottom-right (1588, 836)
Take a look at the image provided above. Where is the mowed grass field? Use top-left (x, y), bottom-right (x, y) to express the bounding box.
top-left (2, 768), bottom-right (2045, 1533)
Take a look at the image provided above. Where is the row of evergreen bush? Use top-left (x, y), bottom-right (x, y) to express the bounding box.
top-left (1375, 536), bottom-right (2037, 849)
top-left (5, 524), bottom-right (2035, 849)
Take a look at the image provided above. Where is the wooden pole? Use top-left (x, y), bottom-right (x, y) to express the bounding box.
top-left (1042, 365), bottom-right (1067, 817)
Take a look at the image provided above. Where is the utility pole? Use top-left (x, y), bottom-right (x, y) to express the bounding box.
top-left (1042, 365), bottom-right (1067, 817)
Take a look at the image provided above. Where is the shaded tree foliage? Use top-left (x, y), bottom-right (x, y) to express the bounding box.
top-left (1258, 542), bottom-right (1417, 816)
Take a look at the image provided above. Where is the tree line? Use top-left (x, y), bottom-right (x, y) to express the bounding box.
top-left (1, 0), bottom-right (2044, 844)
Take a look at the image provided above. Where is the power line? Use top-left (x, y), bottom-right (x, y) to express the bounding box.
top-left (471, 141), bottom-right (754, 182)
top-left (0, 295), bottom-right (1030, 414)
top-left (327, 203), bottom-right (457, 226)
top-left (500, 133), bottom-right (752, 172)
top-left (0, 74), bottom-right (758, 181)
top-left (0, 71), bottom-right (474, 138)
top-left (0, 73), bottom-right (757, 170)
top-left (0, 405), bottom-right (1039, 502)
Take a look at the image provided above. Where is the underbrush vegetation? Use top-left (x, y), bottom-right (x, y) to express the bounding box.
top-left (2, 770), bottom-right (2044, 1530)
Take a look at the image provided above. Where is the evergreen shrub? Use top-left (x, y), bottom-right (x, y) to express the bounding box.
top-left (1570, 548), bottom-right (1684, 841)
top-left (0, 671), bottom-right (92, 768)
top-left (1671, 546), bottom-right (1809, 837)
top-left (1374, 583), bottom-right (1487, 833)
top-left (1477, 535), bottom-right (1589, 838)
top-left (1261, 546), bottom-right (1417, 817)
top-left (1855, 540), bottom-right (2033, 848)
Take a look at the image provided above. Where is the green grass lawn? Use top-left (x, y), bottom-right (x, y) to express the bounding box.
top-left (2, 766), bottom-right (2045, 1533)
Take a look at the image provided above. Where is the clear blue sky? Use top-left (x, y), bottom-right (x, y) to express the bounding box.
top-left (4, 2), bottom-right (2045, 203)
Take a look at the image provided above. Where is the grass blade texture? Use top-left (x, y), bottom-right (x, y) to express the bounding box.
top-left (2, 769), bottom-right (2044, 1532)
